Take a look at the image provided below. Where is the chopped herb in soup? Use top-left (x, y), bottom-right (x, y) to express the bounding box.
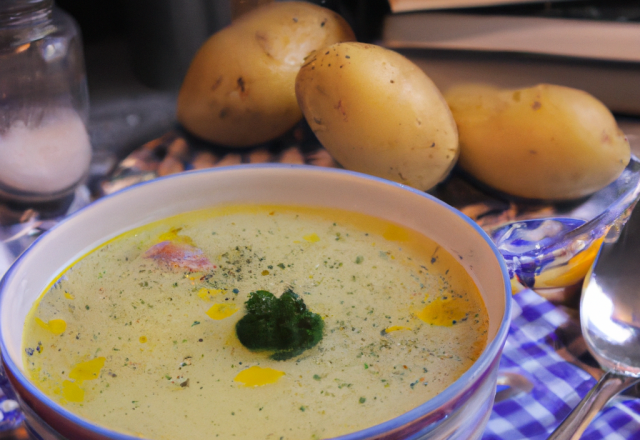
top-left (236, 289), bottom-right (325, 361)
top-left (23, 205), bottom-right (489, 439)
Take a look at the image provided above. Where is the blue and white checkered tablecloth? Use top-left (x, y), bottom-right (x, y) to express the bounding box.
top-left (484, 289), bottom-right (640, 440)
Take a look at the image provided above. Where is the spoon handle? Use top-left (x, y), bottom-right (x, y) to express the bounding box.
top-left (547, 371), bottom-right (640, 440)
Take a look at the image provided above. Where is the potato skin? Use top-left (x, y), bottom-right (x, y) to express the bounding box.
top-left (445, 83), bottom-right (631, 200)
top-left (295, 42), bottom-right (459, 191)
top-left (177, 2), bottom-right (354, 147)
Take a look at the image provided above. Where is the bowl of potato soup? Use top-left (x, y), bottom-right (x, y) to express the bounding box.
top-left (0, 165), bottom-right (511, 440)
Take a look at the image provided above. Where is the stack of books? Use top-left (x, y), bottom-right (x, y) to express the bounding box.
top-left (381, 2), bottom-right (640, 115)
top-left (389, 0), bottom-right (579, 13)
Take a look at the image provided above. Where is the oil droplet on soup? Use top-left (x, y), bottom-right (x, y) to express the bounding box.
top-left (206, 303), bottom-right (238, 320)
top-left (62, 380), bottom-right (84, 403)
top-left (234, 366), bottom-right (285, 387)
top-left (384, 325), bottom-right (411, 334)
top-left (198, 287), bottom-right (224, 301)
top-left (417, 295), bottom-right (470, 327)
top-left (35, 317), bottom-right (66, 335)
top-left (22, 205), bottom-right (489, 440)
top-left (69, 357), bottom-right (105, 382)
top-left (382, 224), bottom-right (410, 242)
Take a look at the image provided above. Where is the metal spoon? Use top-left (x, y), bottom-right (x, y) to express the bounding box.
top-left (548, 204), bottom-right (640, 440)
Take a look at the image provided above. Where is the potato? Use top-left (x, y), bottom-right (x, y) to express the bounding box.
top-left (176, 2), bottom-right (354, 147)
top-left (295, 42), bottom-right (459, 191)
top-left (445, 83), bottom-right (631, 200)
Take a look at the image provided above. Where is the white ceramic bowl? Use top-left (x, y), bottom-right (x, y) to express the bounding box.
top-left (0, 165), bottom-right (511, 440)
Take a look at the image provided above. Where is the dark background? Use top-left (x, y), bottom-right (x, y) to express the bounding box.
top-left (54, 0), bottom-right (639, 93)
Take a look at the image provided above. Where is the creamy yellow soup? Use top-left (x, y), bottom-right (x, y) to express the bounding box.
top-left (23, 205), bottom-right (488, 440)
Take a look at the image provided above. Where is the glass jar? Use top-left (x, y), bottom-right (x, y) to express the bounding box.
top-left (0, 0), bottom-right (91, 202)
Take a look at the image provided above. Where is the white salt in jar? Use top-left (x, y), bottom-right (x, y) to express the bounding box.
top-left (0, 0), bottom-right (91, 202)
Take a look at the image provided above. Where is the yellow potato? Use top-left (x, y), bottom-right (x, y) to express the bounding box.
top-left (445, 83), bottom-right (631, 200)
top-left (177, 2), bottom-right (354, 147)
top-left (295, 42), bottom-right (459, 191)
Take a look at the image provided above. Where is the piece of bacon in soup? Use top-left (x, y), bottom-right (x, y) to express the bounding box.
top-left (143, 241), bottom-right (213, 272)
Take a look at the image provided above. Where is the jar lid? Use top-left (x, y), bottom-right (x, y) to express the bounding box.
top-left (0, 0), bottom-right (53, 26)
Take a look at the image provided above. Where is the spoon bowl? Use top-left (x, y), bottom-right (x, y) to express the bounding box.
top-left (581, 208), bottom-right (640, 376)
top-left (549, 203), bottom-right (640, 439)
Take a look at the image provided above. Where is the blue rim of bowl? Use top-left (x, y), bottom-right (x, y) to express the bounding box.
top-left (0, 164), bottom-right (513, 440)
